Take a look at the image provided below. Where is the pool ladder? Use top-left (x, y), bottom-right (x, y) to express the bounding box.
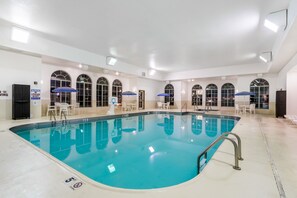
top-left (197, 132), bottom-right (243, 174)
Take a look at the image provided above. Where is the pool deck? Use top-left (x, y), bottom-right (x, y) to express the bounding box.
top-left (0, 109), bottom-right (297, 198)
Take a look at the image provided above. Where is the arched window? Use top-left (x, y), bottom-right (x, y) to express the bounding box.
top-left (250, 78), bottom-right (269, 109)
top-left (96, 120), bottom-right (109, 150)
top-left (76, 123), bottom-right (92, 154)
top-left (206, 84), bottom-right (218, 106)
top-left (191, 115), bottom-right (202, 135)
top-left (112, 79), bottom-right (122, 104)
top-left (192, 84), bottom-right (203, 106)
top-left (50, 70), bottom-right (71, 105)
top-left (165, 84), bottom-right (174, 106)
top-left (96, 77), bottom-right (109, 107)
top-left (221, 83), bottom-right (235, 107)
top-left (76, 74), bottom-right (92, 107)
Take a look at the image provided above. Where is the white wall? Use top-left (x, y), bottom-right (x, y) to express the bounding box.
top-left (0, 49), bottom-right (164, 119)
top-left (186, 78), bottom-right (237, 109)
top-left (0, 19), bottom-right (165, 81)
top-left (41, 63), bottom-right (130, 101)
top-left (287, 72), bottom-right (297, 115)
top-left (277, 52), bottom-right (297, 90)
top-left (184, 74), bottom-right (277, 114)
top-left (129, 78), bottom-right (164, 109)
top-left (0, 50), bottom-right (42, 119)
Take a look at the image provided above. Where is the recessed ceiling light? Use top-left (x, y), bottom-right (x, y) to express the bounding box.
top-left (11, 27), bottom-right (30, 43)
top-left (106, 56), bottom-right (117, 66)
top-left (264, 9), bottom-right (288, 33)
top-left (78, 64), bottom-right (83, 68)
top-left (264, 19), bottom-right (279, 32)
top-left (149, 69), bottom-right (156, 76)
top-left (259, 52), bottom-right (272, 63)
top-left (115, 71), bottom-right (119, 76)
top-left (259, 55), bottom-right (268, 63)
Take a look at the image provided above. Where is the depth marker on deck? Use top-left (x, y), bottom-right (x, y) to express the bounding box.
top-left (64, 176), bottom-right (85, 190)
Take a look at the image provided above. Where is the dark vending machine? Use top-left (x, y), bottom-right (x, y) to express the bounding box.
top-left (12, 84), bottom-right (30, 120)
top-left (275, 90), bottom-right (286, 118)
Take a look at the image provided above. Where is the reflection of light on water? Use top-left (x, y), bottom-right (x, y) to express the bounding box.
top-left (132, 130), bottom-right (137, 135)
top-left (196, 115), bottom-right (203, 120)
top-left (190, 139), bottom-right (194, 142)
top-left (181, 126), bottom-right (185, 130)
top-left (107, 164), bottom-right (116, 173)
top-left (149, 152), bottom-right (167, 162)
top-left (115, 149), bottom-right (118, 153)
top-left (80, 129), bottom-right (84, 133)
top-left (149, 146), bottom-right (155, 153)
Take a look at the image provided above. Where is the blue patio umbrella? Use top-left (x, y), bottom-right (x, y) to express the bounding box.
top-left (52, 87), bottom-right (78, 93)
top-left (235, 91), bottom-right (255, 105)
top-left (235, 91), bottom-right (255, 96)
top-left (157, 93), bottom-right (170, 96)
top-left (122, 91), bottom-right (137, 96)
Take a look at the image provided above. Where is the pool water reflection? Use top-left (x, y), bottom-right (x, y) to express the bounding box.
top-left (14, 113), bottom-right (238, 189)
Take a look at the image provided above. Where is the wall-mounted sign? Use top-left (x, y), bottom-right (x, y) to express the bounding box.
top-left (110, 97), bottom-right (118, 105)
top-left (31, 89), bottom-right (41, 100)
top-left (0, 90), bottom-right (8, 97)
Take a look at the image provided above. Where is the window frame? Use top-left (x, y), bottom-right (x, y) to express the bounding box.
top-left (164, 84), bottom-right (174, 106)
top-left (76, 74), bottom-right (92, 108)
top-left (221, 83), bottom-right (235, 107)
top-left (192, 84), bottom-right (203, 106)
top-left (205, 84), bottom-right (218, 106)
top-left (96, 77), bottom-right (109, 107)
top-left (250, 78), bottom-right (269, 109)
top-left (50, 70), bottom-right (71, 105)
top-left (112, 79), bottom-right (122, 104)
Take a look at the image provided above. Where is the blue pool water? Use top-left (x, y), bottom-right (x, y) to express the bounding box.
top-left (12, 113), bottom-right (238, 189)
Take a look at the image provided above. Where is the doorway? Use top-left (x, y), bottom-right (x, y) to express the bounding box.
top-left (138, 90), bottom-right (145, 110)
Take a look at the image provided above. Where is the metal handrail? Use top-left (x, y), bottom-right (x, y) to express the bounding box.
top-left (222, 132), bottom-right (243, 160)
top-left (197, 132), bottom-right (243, 174)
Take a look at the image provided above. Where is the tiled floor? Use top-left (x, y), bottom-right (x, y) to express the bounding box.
top-left (0, 110), bottom-right (296, 198)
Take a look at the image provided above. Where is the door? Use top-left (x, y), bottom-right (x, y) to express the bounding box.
top-left (138, 90), bottom-right (145, 110)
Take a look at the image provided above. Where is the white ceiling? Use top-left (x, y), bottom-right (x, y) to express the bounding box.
top-left (0, 0), bottom-right (292, 73)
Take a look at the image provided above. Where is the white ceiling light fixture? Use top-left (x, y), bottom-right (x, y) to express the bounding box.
top-left (264, 9), bottom-right (288, 33)
top-left (11, 27), bottom-right (30, 43)
top-left (149, 69), bottom-right (156, 76)
top-left (115, 71), bottom-right (119, 76)
top-left (259, 51), bottom-right (272, 63)
top-left (106, 56), bottom-right (117, 66)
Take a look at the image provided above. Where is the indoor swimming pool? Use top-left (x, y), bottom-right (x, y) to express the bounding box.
top-left (11, 113), bottom-right (239, 189)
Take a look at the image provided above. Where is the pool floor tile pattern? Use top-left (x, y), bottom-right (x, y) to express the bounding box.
top-left (0, 110), bottom-right (297, 198)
